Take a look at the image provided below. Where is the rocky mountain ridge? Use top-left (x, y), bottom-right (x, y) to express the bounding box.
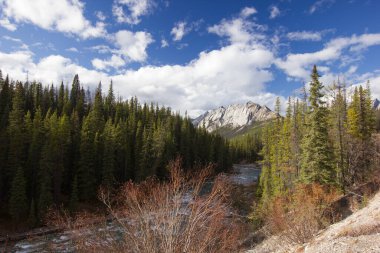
top-left (192, 101), bottom-right (278, 133)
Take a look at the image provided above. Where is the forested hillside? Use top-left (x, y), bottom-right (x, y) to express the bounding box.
top-left (0, 71), bottom-right (232, 224)
top-left (252, 66), bottom-right (379, 234)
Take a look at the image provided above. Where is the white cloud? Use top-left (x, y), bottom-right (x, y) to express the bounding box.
top-left (66, 47), bottom-right (79, 53)
top-left (2, 35), bottom-right (29, 50)
top-left (276, 33), bottom-right (380, 80)
top-left (92, 55), bottom-right (125, 71)
top-left (2, 35), bottom-right (22, 43)
top-left (287, 31), bottom-right (323, 41)
top-left (171, 22), bottom-right (187, 41)
top-left (95, 11), bottom-right (106, 21)
top-left (208, 14), bottom-right (266, 45)
top-left (161, 39), bottom-right (169, 48)
top-left (0, 0), bottom-right (106, 39)
top-left (88, 30), bottom-right (153, 70)
top-left (112, 0), bottom-right (153, 25)
top-left (0, 7), bottom-right (287, 116)
top-left (309, 0), bottom-right (335, 14)
top-left (87, 45), bottom-right (112, 54)
top-left (0, 17), bottom-right (16, 31)
top-left (114, 30), bottom-right (153, 62)
top-left (0, 38), bottom-right (278, 117)
top-left (269, 6), bottom-right (280, 19)
top-left (240, 7), bottom-right (257, 18)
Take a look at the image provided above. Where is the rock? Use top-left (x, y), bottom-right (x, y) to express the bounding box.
top-left (192, 101), bottom-right (277, 133)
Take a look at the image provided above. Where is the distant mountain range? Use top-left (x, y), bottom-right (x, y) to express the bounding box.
top-left (192, 101), bottom-right (278, 138)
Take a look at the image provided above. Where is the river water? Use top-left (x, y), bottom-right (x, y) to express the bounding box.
top-left (1, 164), bottom-right (260, 253)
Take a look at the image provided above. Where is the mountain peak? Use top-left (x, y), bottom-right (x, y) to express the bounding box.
top-left (192, 101), bottom-right (277, 133)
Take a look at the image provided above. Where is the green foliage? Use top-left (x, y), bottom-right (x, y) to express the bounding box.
top-left (69, 176), bottom-right (79, 213)
top-left (300, 66), bottom-right (335, 186)
top-left (0, 72), bottom-right (232, 222)
top-left (256, 66), bottom-right (376, 210)
top-left (9, 167), bottom-right (28, 221)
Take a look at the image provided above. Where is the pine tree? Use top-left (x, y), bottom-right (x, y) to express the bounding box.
top-left (9, 167), bottom-right (28, 221)
top-left (38, 169), bottom-right (53, 219)
top-left (78, 114), bottom-right (97, 200)
top-left (330, 82), bottom-right (348, 189)
top-left (300, 65), bottom-right (336, 186)
top-left (102, 119), bottom-right (115, 188)
top-left (69, 176), bottom-right (79, 213)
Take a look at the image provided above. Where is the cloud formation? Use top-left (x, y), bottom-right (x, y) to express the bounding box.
top-left (276, 33), bottom-right (380, 80)
top-left (269, 6), bottom-right (280, 19)
top-left (92, 30), bottom-right (154, 70)
top-left (112, 0), bottom-right (153, 25)
top-left (0, 0), bottom-right (106, 39)
top-left (171, 22), bottom-right (187, 41)
top-left (287, 31), bottom-right (323, 41)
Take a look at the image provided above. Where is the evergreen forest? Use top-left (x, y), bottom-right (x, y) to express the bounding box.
top-left (0, 71), bottom-right (232, 224)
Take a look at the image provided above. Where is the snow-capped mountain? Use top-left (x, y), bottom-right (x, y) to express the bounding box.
top-left (192, 101), bottom-right (278, 133)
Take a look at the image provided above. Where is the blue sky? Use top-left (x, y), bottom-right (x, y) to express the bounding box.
top-left (0, 0), bottom-right (380, 116)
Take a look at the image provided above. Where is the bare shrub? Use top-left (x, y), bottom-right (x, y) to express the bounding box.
top-left (50, 158), bottom-right (244, 253)
top-left (262, 184), bottom-right (339, 244)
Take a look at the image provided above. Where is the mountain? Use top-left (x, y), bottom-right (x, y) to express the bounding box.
top-left (374, 98), bottom-right (380, 110)
top-left (192, 101), bottom-right (278, 138)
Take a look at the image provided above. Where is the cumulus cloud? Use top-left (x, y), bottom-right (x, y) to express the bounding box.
top-left (95, 11), bottom-right (106, 21)
top-left (276, 33), bottom-right (380, 80)
top-left (240, 7), bottom-right (257, 18)
top-left (0, 5), bottom-right (281, 117)
top-left (0, 0), bottom-right (106, 39)
top-left (66, 47), bottom-right (79, 53)
top-left (0, 43), bottom-right (278, 116)
top-left (269, 6), bottom-right (280, 19)
top-left (208, 13), bottom-right (266, 45)
top-left (161, 38), bottom-right (169, 48)
top-left (112, 0), bottom-right (153, 25)
top-left (92, 55), bottom-right (125, 71)
top-left (92, 30), bottom-right (153, 70)
top-left (114, 30), bottom-right (153, 62)
top-left (170, 19), bottom-right (203, 42)
top-left (171, 22), bottom-right (187, 41)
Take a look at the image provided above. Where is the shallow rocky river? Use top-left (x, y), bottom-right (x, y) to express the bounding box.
top-left (1, 164), bottom-right (260, 253)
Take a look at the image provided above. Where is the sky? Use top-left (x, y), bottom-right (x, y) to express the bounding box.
top-left (0, 0), bottom-right (380, 116)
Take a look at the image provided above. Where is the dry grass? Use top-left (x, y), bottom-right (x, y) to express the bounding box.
top-left (261, 184), bottom-right (339, 244)
top-left (48, 158), bottom-right (245, 253)
top-left (337, 223), bottom-right (380, 237)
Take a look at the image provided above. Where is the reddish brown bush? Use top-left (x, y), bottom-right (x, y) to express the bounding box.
top-left (50, 159), bottom-right (244, 253)
top-left (262, 184), bottom-right (339, 244)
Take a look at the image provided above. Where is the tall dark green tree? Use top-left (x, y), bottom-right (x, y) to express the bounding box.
top-left (300, 65), bottom-right (336, 186)
top-left (9, 167), bottom-right (28, 221)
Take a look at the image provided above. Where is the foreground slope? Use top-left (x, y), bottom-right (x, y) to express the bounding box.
top-left (248, 191), bottom-right (380, 253)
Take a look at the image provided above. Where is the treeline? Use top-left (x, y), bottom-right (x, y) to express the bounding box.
top-left (258, 66), bottom-right (378, 206)
top-left (0, 71), bottom-right (232, 224)
top-left (230, 131), bottom-right (263, 163)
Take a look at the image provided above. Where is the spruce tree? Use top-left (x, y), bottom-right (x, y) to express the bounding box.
top-left (102, 119), bottom-right (115, 188)
top-left (69, 176), bottom-right (79, 213)
top-left (300, 65), bottom-right (336, 186)
top-left (9, 167), bottom-right (28, 221)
